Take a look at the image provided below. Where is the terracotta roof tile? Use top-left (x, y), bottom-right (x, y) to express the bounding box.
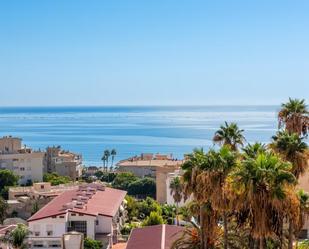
top-left (28, 185), bottom-right (126, 222)
top-left (126, 225), bottom-right (184, 249)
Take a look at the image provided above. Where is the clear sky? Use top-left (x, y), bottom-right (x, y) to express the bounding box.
top-left (0, 0), bottom-right (308, 106)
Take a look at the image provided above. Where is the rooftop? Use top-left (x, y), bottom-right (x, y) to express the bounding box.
top-left (117, 153), bottom-right (184, 168)
top-left (126, 225), bottom-right (184, 249)
top-left (28, 183), bottom-right (126, 222)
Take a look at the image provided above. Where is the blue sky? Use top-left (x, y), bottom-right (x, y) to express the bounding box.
top-left (0, 0), bottom-right (308, 106)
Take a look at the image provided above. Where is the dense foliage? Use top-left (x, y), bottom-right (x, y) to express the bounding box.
top-left (0, 169), bottom-right (19, 199)
top-left (84, 237), bottom-right (102, 249)
top-left (43, 172), bottom-right (71, 185)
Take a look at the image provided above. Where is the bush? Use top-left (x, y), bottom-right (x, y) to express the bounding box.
top-left (43, 173), bottom-right (71, 186)
top-left (121, 222), bottom-right (140, 235)
top-left (142, 211), bottom-right (164, 226)
top-left (84, 238), bottom-right (102, 249)
top-left (0, 169), bottom-right (19, 199)
top-left (112, 172), bottom-right (138, 190)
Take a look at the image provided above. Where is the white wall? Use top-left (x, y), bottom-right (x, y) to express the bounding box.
top-left (29, 216), bottom-right (67, 238)
top-left (68, 212), bottom-right (96, 239)
top-left (96, 215), bottom-right (112, 234)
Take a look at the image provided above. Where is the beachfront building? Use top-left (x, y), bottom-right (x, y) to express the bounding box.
top-left (7, 182), bottom-right (81, 219)
top-left (126, 225), bottom-right (184, 249)
top-left (27, 183), bottom-right (127, 249)
top-left (0, 136), bottom-right (44, 185)
top-left (116, 153), bottom-right (183, 178)
top-left (44, 146), bottom-right (83, 180)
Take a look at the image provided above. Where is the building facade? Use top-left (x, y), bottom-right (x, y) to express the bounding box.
top-left (44, 146), bottom-right (83, 180)
top-left (27, 183), bottom-right (126, 249)
top-left (0, 136), bottom-right (44, 185)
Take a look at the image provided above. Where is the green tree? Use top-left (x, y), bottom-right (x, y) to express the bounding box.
top-left (84, 237), bottom-right (102, 249)
top-left (242, 142), bottom-right (267, 159)
top-left (128, 177), bottom-right (156, 198)
top-left (278, 98), bottom-right (309, 136)
top-left (112, 172), bottom-right (138, 190)
top-left (43, 173), bottom-right (71, 185)
top-left (0, 196), bottom-right (8, 223)
top-left (169, 176), bottom-right (183, 226)
top-left (230, 151), bottom-right (297, 249)
top-left (0, 169), bottom-right (19, 199)
top-left (213, 121), bottom-right (245, 151)
top-left (1, 224), bottom-right (29, 249)
top-left (104, 149), bottom-right (111, 171)
top-left (142, 211), bottom-right (164, 226)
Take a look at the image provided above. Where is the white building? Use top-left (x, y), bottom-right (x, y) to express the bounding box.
top-left (166, 169), bottom-right (189, 207)
top-left (27, 183), bottom-right (127, 249)
top-left (0, 136), bottom-right (44, 185)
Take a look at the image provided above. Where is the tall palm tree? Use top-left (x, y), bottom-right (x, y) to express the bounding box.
top-left (170, 176), bottom-right (183, 226)
top-left (213, 122), bottom-right (245, 151)
top-left (230, 151), bottom-right (297, 249)
top-left (104, 149), bottom-right (111, 171)
top-left (278, 98), bottom-right (309, 137)
top-left (271, 130), bottom-right (308, 178)
top-left (101, 154), bottom-right (107, 171)
top-left (182, 148), bottom-right (220, 249)
top-left (110, 149), bottom-right (117, 170)
top-left (1, 224), bottom-right (29, 249)
top-left (213, 123), bottom-right (244, 249)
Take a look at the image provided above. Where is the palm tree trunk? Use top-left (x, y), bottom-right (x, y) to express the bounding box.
top-left (223, 212), bottom-right (228, 249)
top-left (288, 219), bottom-right (294, 249)
top-left (176, 202), bottom-right (179, 226)
top-left (200, 206), bottom-right (207, 249)
top-left (259, 238), bottom-right (264, 249)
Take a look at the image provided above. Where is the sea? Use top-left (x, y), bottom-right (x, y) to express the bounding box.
top-left (0, 106), bottom-right (280, 166)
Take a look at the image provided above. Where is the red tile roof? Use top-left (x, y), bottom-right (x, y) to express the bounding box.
top-left (28, 185), bottom-right (126, 222)
top-left (126, 225), bottom-right (184, 249)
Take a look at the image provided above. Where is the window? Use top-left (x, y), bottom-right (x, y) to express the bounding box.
top-left (71, 213), bottom-right (76, 216)
top-left (41, 185), bottom-right (44, 189)
top-left (96, 220), bottom-right (99, 225)
top-left (20, 167), bottom-right (25, 171)
top-left (67, 221), bottom-right (87, 236)
top-left (78, 214), bottom-right (84, 216)
top-left (34, 232), bottom-right (40, 236)
top-left (59, 216), bottom-right (64, 218)
top-left (52, 216), bottom-right (57, 219)
top-left (47, 231), bottom-right (53, 236)
top-left (46, 225), bottom-right (53, 236)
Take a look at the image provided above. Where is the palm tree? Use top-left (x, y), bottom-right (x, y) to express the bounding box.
top-left (213, 123), bottom-right (243, 249)
top-left (230, 151), bottom-right (297, 249)
top-left (172, 223), bottom-right (201, 249)
top-left (1, 224), bottom-right (29, 249)
top-left (170, 176), bottom-right (183, 226)
top-left (110, 149), bottom-right (117, 170)
top-left (295, 190), bottom-right (309, 249)
top-left (278, 98), bottom-right (309, 137)
top-left (213, 122), bottom-right (245, 151)
top-left (182, 148), bottom-right (220, 249)
top-left (242, 142), bottom-right (267, 159)
top-left (101, 154), bottom-right (107, 171)
top-left (104, 149), bottom-right (111, 171)
top-left (271, 130), bottom-right (308, 178)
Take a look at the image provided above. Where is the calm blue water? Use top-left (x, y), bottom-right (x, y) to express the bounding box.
top-left (0, 106), bottom-right (280, 166)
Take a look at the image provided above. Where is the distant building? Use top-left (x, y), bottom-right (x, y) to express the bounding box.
top-left (126, 225), bottom-right (184, 249)
top-left (27, 183), bottom-right (127, 249)
top-left (7, 182), bottom-right (82, 219)
top-left (116, 153), bottom-right (183, 178)
top-left (44, 146), bottom-right (83, 180)
top-left (0, 136), bottom-right (44, 185)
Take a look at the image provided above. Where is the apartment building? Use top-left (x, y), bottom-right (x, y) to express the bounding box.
top-left (7, 182), bottom-right (82, 219)
top-left (116, 153), bottom-right (183, 178)
top-left (0, 136), bottom-right (44, 185)
top-left (44, 146), bottom-right (83, 180)
top-left (27, 183), bottom-right (127, 249)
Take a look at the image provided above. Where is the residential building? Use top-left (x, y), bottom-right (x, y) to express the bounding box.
top-left (117, 153), bottom-right (183, 178)
top-left (27, 183), bottom-right (127, 249)
top-left (125, 225), bottom-right (184, 249)
top-left (7, 182), bottom-right (82, 219)
top-left (0, 136), bottom-right (44, 185)
top-left (44, 146), bottom-right (83, 180)
top-left (165, 169), bottom-right (189, 206)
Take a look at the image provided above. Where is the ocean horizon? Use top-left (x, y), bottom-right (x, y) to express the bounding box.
top-left (0, 105), bottom-right (281, 166)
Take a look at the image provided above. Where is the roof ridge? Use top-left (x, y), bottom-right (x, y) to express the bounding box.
top-left (161, 224), bottom-right (166, 249)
